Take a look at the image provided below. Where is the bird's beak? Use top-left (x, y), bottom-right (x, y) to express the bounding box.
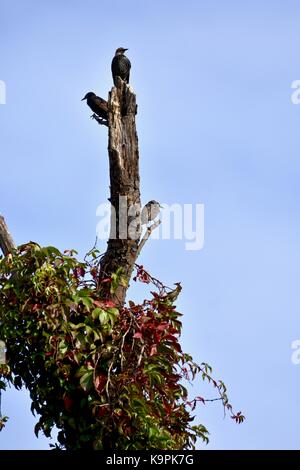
top-left (124, 48), bottom-right (128, 51)
top-left (81, 97), bottom-right (86, 101)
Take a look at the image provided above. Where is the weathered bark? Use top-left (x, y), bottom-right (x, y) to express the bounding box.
top-left (99, 80), bottom-right (141, 306)
top-left (0, 215), bottom-right (15, 256)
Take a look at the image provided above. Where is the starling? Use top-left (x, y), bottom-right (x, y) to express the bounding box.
top-left (81, 92), bottom-right (108, 123)
top-left (164, 283), bottom-right (182, 304)
top-left (141, 200), bottom-right (162, 225)
top-left (111, 47), bottom-right (131, 86)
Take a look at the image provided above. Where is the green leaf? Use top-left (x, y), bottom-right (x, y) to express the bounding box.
top-left (43, 246), bottom-right (62, 257)
top-left (99, 311), bottom-right (108, 325)
top-left (92, 307), bottom-right (103, 320)
top-left (149, 427), bottom-right (158, 439)
top-left (69, 322), bottom-right (85, 330)
top-left (80, 370), bottom-right (94, 392)
top-left (82, 296), bottom-right (93, 311)
top-left (106, 307), bottom-right (119, 320)
top-left (85, 325), bottom-right (94, 337)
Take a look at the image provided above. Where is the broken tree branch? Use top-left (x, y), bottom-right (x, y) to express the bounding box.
top-left (126, 220), bottom-right (161, 290)
top-left (135, 220), bottom-right (161, 261)
top-left (0, 215), bottom-right (15, 256)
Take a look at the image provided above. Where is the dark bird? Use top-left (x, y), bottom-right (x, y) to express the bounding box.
top-left (81, 92), bottom-right (108, 124)
top-left (141, 200), bottom-right (162, 225)
top-left (111, 47), bottom-right (131, 86)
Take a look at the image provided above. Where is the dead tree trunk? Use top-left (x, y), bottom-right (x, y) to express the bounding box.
top-left (99, 80), bottom-right (142, 306)
top-left (1, 82), bottom-right (155, 306)
top-left (0, 215), bottom-right (15, 256)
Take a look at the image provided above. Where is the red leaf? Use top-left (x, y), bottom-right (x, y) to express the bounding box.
top-left (95, 374), bottom-right (107, 392)
top-left (150, 345), bottom-right (157, 356)
top-left (97, 405), bottom-right (109, 417)
top-left (165, 334), bottom-right (179, 342)
top-left (79, 267), bottom-right (85, 277)
top-left (157, 322), bottom-right (169, 331)
top-left (140, 273), bottom-right (150, 283)
top-left (63, 396), bottom-right (73, 412)
top-left (93, 299), bottom-right (116, 308)
top-left (171, 342), bottom-right (182, 353)
top-left (163, 402), bottom-right (173, 414)
top-left (133, 332), bottom-right (143, 339)
top-left (90, 268), bottom-right (98, 279)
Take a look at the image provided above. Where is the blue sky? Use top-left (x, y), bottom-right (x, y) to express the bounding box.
top-left (1, 0), bottom-right (300, 449)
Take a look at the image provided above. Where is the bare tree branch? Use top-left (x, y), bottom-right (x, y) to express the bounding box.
top-left (135, 220), bottom-right (161, 261)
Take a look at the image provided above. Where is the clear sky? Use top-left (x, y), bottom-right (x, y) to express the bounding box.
top-left (1, 0), bottom-right (300, 450)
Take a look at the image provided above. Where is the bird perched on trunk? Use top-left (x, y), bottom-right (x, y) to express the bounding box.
top-left (81, 92), bottom-right (108, 125)
top-left (141, 200), bottom-right (162, 225)
top-left (111, 47), bottom-right (131, 86)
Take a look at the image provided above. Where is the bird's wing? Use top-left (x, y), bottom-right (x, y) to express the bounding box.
top-left (94, 96), bottom-right (108, 112)
top-left (125, 56), bottom-right (131, 69)
top-left (141, 206), bottom-right (148, 225)
top-left (111, 56), bottom-right (118, 75)
top-left (125, 56), bottom-right (131, 71)
top-left (125, 57), bottom-right (131, 82)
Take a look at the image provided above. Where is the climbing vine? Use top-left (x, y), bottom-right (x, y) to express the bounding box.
top-left (0, 243), bottom-right (244, 449)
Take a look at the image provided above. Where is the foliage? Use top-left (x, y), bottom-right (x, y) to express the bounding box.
top-left (0, 243), bottom-right (244, 449)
